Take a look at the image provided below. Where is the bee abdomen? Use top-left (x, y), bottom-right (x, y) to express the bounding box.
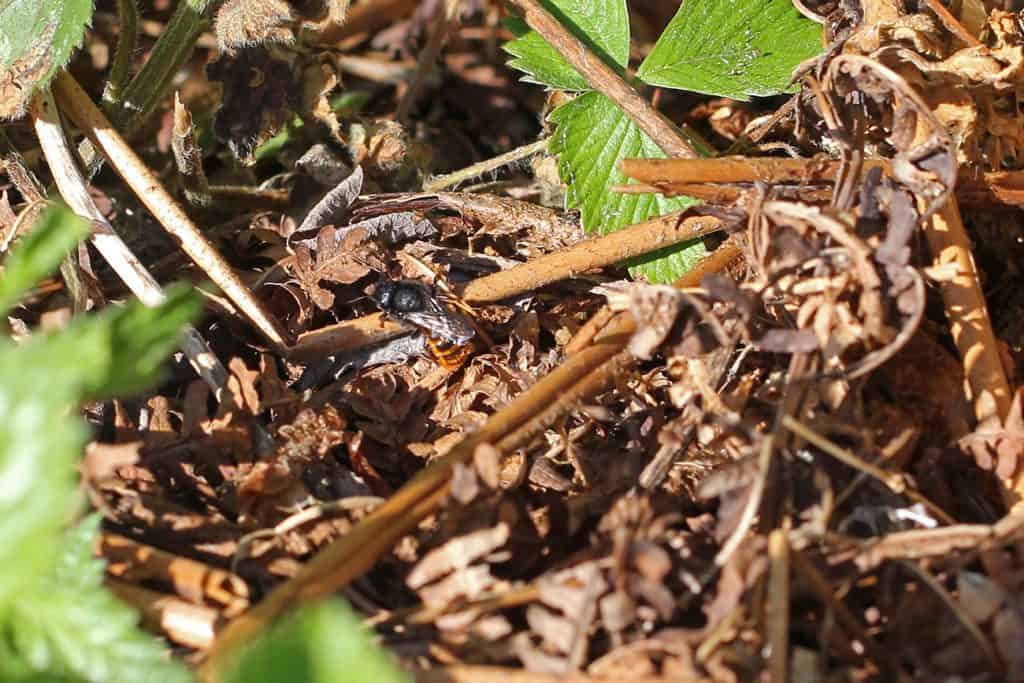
top-left (425, 335), bottom-right (474, 371)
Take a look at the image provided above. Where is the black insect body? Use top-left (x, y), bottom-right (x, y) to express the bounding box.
top-left (374, 279), bottom-right (477, 369)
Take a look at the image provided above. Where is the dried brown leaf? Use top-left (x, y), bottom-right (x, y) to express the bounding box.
top-left (408, 522), bottom-right (511, 589)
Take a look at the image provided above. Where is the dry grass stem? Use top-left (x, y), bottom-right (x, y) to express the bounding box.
top-left (460, 211), bottom-right (725, 303)
top-left (30, 89), bottom-right (231, 398)
top-left (51, 72), bottom-right (292, 352)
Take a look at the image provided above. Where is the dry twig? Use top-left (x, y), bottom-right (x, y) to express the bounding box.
top-left (289, 313), bottom-right (408, 361)
top-left (621, 156), bottom-right (1024, 209)
top-left (460, 211), bottom-right (725, 303)
top-left (51, 72), bottom-right (292, 352)
top-left (30, 89), bottom-right (231, 398)
top-left (766, 529), bottom-right (790, 683)
top-left (503, 0), bottom-right (701, 159)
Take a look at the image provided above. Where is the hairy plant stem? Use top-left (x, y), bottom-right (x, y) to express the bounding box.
top-left (80, 0), bottom-right (216, 174)
top-left (110, 0), bottom-right (215, 131)
top-left (102, 0), bottom-right (141, 108)
top-left (423, 138), bottom-right (551, 192)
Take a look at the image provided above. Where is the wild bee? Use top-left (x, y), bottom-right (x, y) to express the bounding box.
top-left (374, 279), bottom-right (477, 370)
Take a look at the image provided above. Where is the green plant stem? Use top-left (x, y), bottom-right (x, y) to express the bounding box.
top-left (423, 138), bottom-right (551, 192)
top-left (111, 0), bottom-right (214, 131)
top-left (80, 0), bottom-right (216, 174)
top-left (102, 0), bottom-right (140, 108)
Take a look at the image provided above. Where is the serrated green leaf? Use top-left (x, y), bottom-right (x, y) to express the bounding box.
top-left (0, 284), bottom-right (198, 614)
top-left (223, 599), bottom-right (409, 683)
top-left (0, 517), bottom-right (194, 683)
top-left (549, 92), bottom-right (707, 283)
top-left (504, 0), bottom-right (821, 282)
top-left (0, 203), bottom-right (89, 316)
top-left (0, 0), bottom-right (94, 119)
top-left (503, 0), bottom-right (629, 91)
top-left (637, 0), bottom-right (822, 100)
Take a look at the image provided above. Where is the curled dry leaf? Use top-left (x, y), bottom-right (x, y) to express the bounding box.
top-left (960, 388), bottom-right (1024, 479)
top-left (294, 166), bottom-right (365, 238)
top-left (208, 47), bottom-right (295, 164)
top-left (407, 522), bottom-right (510, 590)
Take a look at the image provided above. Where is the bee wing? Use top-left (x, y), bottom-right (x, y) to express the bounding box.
top-left (401, 295), bottom-right (476, 345)
top-left (432, 313), bottom-right (477, 346)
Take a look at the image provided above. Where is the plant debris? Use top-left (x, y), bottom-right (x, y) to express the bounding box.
top-left (9, 0), bottom-right (1024, 682)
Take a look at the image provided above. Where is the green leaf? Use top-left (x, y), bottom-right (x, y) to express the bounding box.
top-left (0, 203), bottom-right (89, 316)
top-left (0, 340), bottom-right (82, 613)
top-left (637, 0), bottom-right (822, 100)
top-left (0, 0), bottom-right (94, 119)
top-left (0, 517), bottom-right (194, 683)
top-left (0, 284), bottom-right (198, 613)
top-left (223, 599), bottom-right (409, 683)
top-left (503, 0), bottom-right (629, 91)
top-left (549, 92), bottom-right (707, 283)
top-left (504, 0), bottom-right (821, 282)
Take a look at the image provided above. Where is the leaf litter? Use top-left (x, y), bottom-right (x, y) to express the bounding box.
top-left (9, 0), bottom-right (1024, 681)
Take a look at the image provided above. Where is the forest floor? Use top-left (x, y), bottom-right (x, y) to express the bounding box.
top-left (8, 0), bottom-right (1024, 681)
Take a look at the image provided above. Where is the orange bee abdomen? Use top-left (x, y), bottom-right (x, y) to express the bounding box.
top-left (426, 335), bottom-right (474, 371)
